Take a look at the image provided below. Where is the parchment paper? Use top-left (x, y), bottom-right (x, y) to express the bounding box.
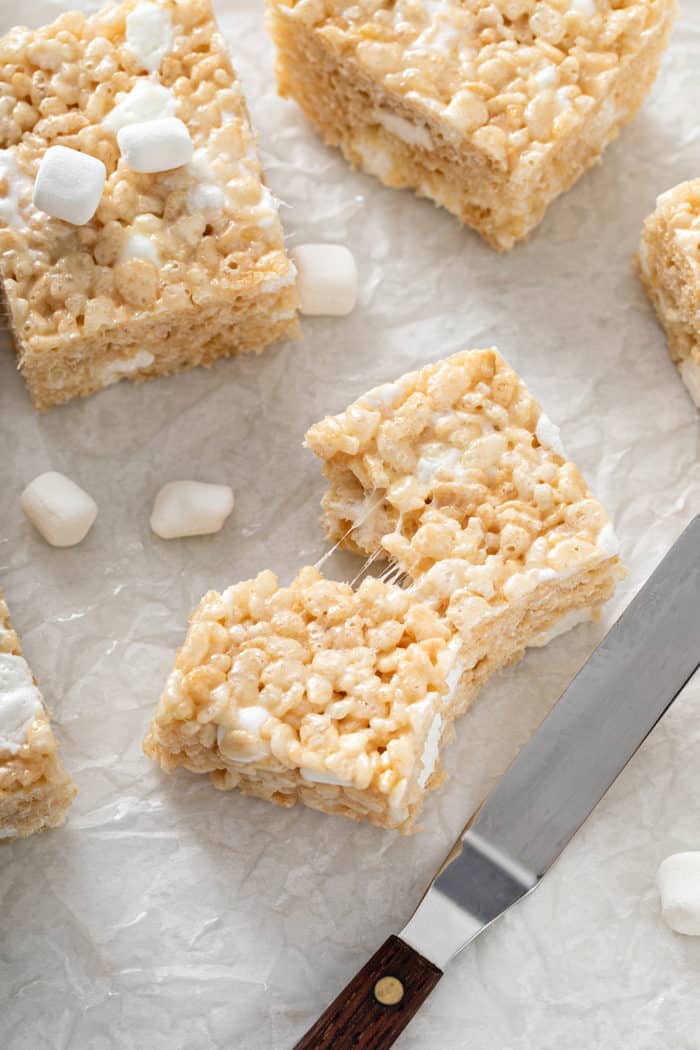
top-left (1, 2), bottom-right (699, 1047)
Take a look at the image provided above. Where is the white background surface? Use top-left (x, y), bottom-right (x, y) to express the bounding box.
top-left (1, 1), bottom-right (699, 1047)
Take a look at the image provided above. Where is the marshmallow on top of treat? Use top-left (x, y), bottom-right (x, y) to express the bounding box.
top-left (150, 481), bottom-right (234, 539)
top-left (103, 79), bottom-right (176, 132)
top-left (125, 1), bottom-right (174, 73)
top-left (290, 244), bottom-right (358, 316)
top-left (657, 852), bottom-right (700, 936)
top-left (0, 652), bottom-right (43, 756)
top-left (117, 117), bottom-right (193, 173)
top-left (20, 472), bottom-right (98, 548)
top-left (32, 146), bottom-right (106, 225)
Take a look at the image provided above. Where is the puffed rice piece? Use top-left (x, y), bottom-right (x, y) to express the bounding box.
top-left (637, 179), bottom-right (700, 411)
top-left (144, 568), bottom-right (460, 832)
top-left (267, 0), bottom-right (675, 250)
top-left (0, 589), bottom-right (76, 840)
top-left (0, 0), bottom-right (298, 410)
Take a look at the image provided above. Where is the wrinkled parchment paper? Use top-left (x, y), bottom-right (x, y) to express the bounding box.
top-left (1, 1), bottom-right (700, 1047)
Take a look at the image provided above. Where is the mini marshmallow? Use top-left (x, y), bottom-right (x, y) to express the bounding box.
top-left (120, 230), bottom-right (160, 265)
top-left (290, 244), bottom-right (358, 316)
top-left (32, 146), bottom-right (106, 226)
top-left (117, 117), bottom-right (193, 174)
top-left (125, 1), bottom-right (173, 73)
top-left (103, 80), bottom-right (176, 132)
top-left (20, 472), bottom-right (98, 548)
top-left (657, 852), bottom-right (700, 935)
top-left (150, 481), bottom-right (234, 539)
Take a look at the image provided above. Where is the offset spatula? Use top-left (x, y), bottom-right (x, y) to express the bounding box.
top-left (293, 514), bottom-right (700, 1050)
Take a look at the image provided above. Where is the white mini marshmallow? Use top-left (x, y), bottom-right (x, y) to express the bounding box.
top-left (32, 146), bottom-right (106, 225)
top-left (20, 472), bottom-right (98, 548)
top-left (120, 230), bottom-right (160, 264)
top-left (150, 481), bottom-right (234, 539)
top-left (290, 244), bottom-right (358, 316)
top-left (125, 1), bottom-right (173, 72)
top-left (117, 117), bottom-right (193, 174)
top-left (103, 80), bottom-right (176, 132)
top-left (300, 768), bottom-right (352, 787)
top-left (657, 853), bottom-right (700, 935)
top-left (187, 181), bottom-right (225, 215)
top-left (535, 412), bottom-right (567, 458)
top-left (0, 149), bottom-right (34, 228)
top-left (373, 108), bottom-right (433, 149)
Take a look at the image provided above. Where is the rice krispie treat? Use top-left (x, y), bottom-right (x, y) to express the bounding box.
top-left (144, 568), bottom-right (464, 832)
top-left (0, 590), bottom-right (76, 839)
top-left (637, 179), bottom-right (700, 409)
top-left (305, 348), bottom-right (625, 698)
top-left (146, 349), bottom-right (624, 832)
top-left (0, 0), bottom-right (298, 410)
top-left (267, 0), bottom-right (675, 250)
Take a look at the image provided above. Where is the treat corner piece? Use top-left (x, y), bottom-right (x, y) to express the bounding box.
top-left (0, 589), bottom-right (76, 841)
top-left (267, 0), bottom-right (675, 249)
top-left (0, 0), bottom-right (299, 410)
top-left (638, 178), bottom-right (700, 411)
top-left (145, 347), bottom-right (624, 831)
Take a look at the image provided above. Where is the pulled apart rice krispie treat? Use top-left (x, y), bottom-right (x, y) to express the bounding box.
top-left (0, 589), bottom-right (76, 839)
top-left (268, 0), bottom-right (675, 250)
top-left (306, 348), bottom-right (625, 703)
top-left (144, 568), bottom-right (463, 831)
top-left (146, 349), bottom-right (624, 832)
top-left (0, 0), bottom-right (298, 409)
top-left (638, 179), bottom-right (700, 409)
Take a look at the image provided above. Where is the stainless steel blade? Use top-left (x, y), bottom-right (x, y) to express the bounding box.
top-left (402, 514), bottom-right (700, 968)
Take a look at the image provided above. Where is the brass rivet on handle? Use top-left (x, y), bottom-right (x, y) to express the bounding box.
top-left (374, 975), bottom-right (405, 1006)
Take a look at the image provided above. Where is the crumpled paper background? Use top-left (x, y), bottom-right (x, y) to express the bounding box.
top-left (1, 1), bottom-right (700, 1047)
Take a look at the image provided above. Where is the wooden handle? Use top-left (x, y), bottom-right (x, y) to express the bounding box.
top-left (292, 935), bottom-right (442, 1050)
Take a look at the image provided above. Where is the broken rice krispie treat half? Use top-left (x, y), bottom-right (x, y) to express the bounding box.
top-left (305, 348), bottom-right (625, 713)
top-left (144, 569), bottom-right (463, 832)
top-left (267, 0), bottom-right (675, 250)
top-left (0, 0), bottom-right (298, 409)
top-left (637, 179), bottom-right (700, 410)
top-left (0, 589), bottom-right (76, 839)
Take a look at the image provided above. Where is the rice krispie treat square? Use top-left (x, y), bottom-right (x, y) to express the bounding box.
top-left (305, 348), bottom-right (625, 703)
top-left (637, 179), bottom-right (700, 409)
top-left (144, 568), bottom-right (463, 832)
top-left (0, 0), bottom-right (298, 410)
top-left (267, 0), bottom-right (675, 250)
top-left (0, 589), bottom-right (76, 840)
